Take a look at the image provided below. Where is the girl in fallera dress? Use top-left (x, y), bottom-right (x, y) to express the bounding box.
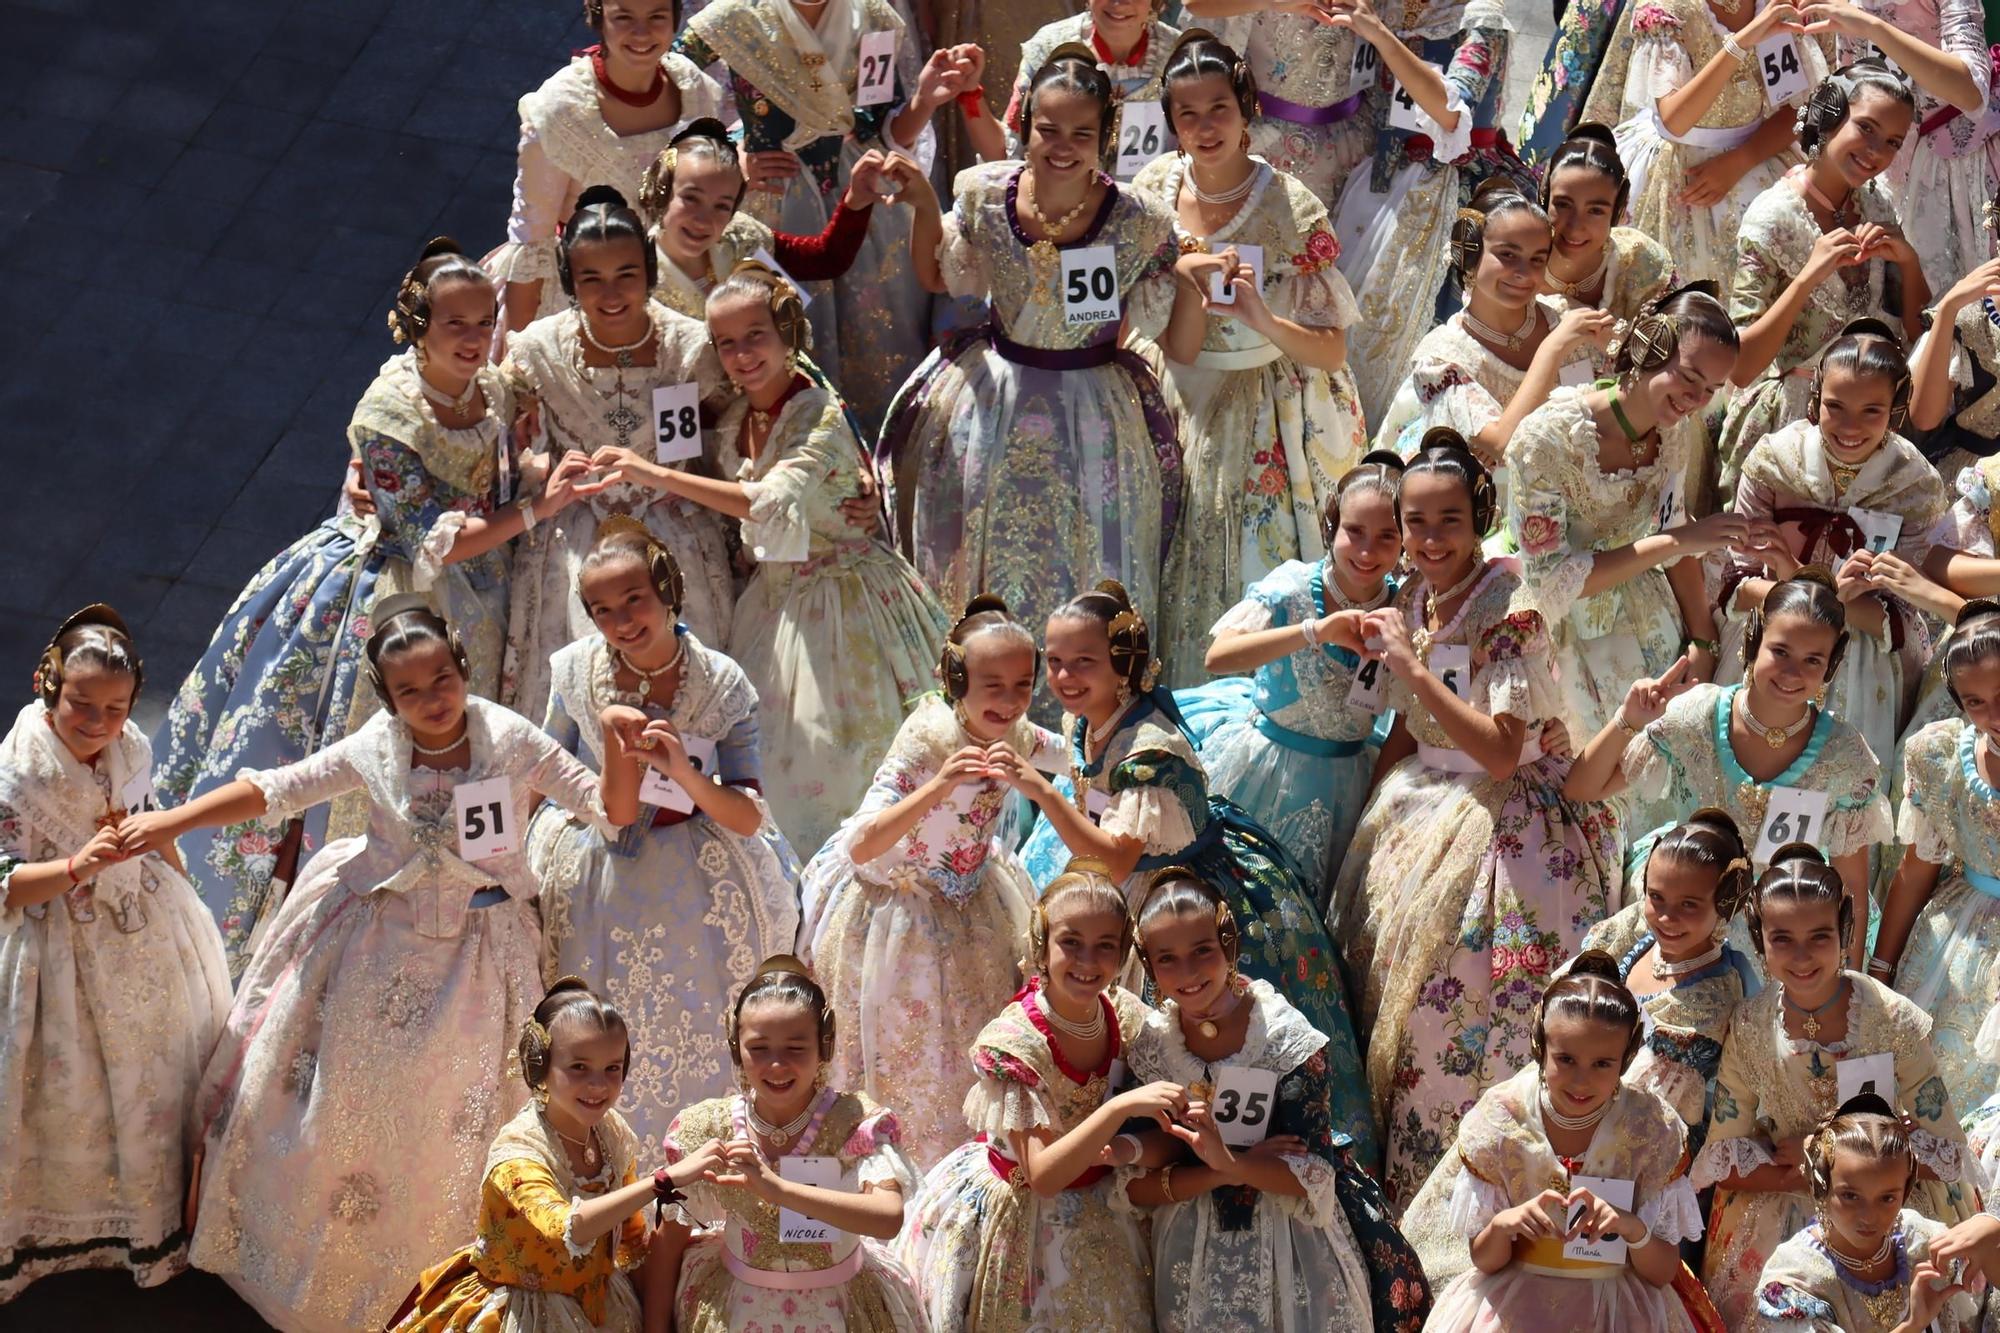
top-left (501, 187), bottom-right (736, 719)
top-left (527, 522), bottom-right (801, 1145)
top-left (588, 260), bottom-right (945, 857)
top-left (1324, 436), bottom-right (1623, 1207)
top-left (1908, 198), bottom-right (2000, 476)
top-left (1538, 125), bottom-right (1677, 325)
top-left (1137, 30), bottom-right (1368, 687)
top-left (392, 981), bottom-right (694, 1333)
top-left (118, 600), bottom-right (639, 1333)
top-left (0, 607), bottom-right (229, 1300)
top-left (1715, 61), bottom-right (1927, 496)
top-left (1008, 581), bottom-right (1377, 1162)
top-left (1177, 452), bottom-right (1404, 887)
top-left (1752, 1093), bottom-right (1981, 1333)
top-left (1563, 572), bottom-right (1893, 963)
top-left (797, 594), bottom-right (1059, 1170)
top-left (897, 869), bottom-right (1169, 1333)
top-left (1121, 868), bottom-right (1432, 1333)
top-left (1404, 954), bottom-right (1717, 1329)
top-left (654, 956), bottom-right (926, 1332)
top-left (980, 0), bottom-right (1181, 164)
top-left (155, 239), bottom-right (567, 975)
top-left (1692, 847), bottom-right (1977, 1330)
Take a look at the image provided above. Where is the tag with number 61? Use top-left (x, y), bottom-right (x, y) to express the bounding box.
top-left (1752, 785), bottom-right (1829, 866)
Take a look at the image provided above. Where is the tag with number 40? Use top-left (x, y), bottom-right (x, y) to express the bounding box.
top-left (1752, 786), bottom-right (1829, 866)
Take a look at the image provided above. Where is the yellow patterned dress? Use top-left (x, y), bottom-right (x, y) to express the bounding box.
top-left (898, 981), bottom-right (1154, 1333)
top-left (1131, 156), bottom-right (1368, 687)
top-left (1693, 973), bottom-right (1978, 1330)
top-left (391, 1106), bottom-right (648, 1333)
top-left (665, 1091), bottom-right (926, 1331)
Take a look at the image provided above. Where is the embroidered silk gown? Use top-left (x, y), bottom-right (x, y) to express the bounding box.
top-left (1202, 8), bottom-right (1376, 206)
top-left (1753, 1211), bottom-right (1983, 1333)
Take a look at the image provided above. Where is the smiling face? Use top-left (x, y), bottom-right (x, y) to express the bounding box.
top-left (1027, 86), bottom-right (1107, 185)
top-left (956, 633), bottom-right (1037, 743)
top-left (581, 555), bottom-right (675, 665)
top-left (1953, 656), bottom-right (2000, 743)
top-left (377, 639), bottom-right (469, 743)
top-left (707, 291), bottom-right (791, 398)
top-left (1636, 332), bottom-right (1736, 429)
top-left (417, 276), bottom-right (498, 384)
top-left (1757, 892), bottom-right (1845, 1005)
top-left (1090, 0), bottom-right (1148, 47)
top-left (1749, 611), bottom-right (1838, 716)
top-left (1546, 164), bottom-right (1618, 265)
top-left (1816, 363), bottom-right (1896, 466)
top-left (543, 1017), bottom-right (629, 1136)
top-left (1167, 71), bottom-right (1245, 171)
top-left (1820, 87), bottom-right (1912, 191)
top-left (597, 0), bottom-right (675, 73)
top-left (1820, 1147), bottom-right (1910, 1256)
top-left (1398, 469), bottom-right (1482, 592)
top-left (1329, 486), bottom-right (1400, 595)
top-left (1140, 908), bottom-right (1233, 1021)
top-left (1041, 900), bottom-right (1127, 1011)
top-left (1472, 208), bottom-right (1552, 311)
top-left (736, 997), bottom-right (823, 1119)
top-left (658, 154), bottom-right (743, 267)
top-left (49, 662), bottom-right (134, 764)
top-left (1643, 851), bottom-right (1722, 963)
top-left (568, 233), bottom-right (651, 330)
top-left (1043, 613), bottom-right (1124, 725)
top-left (1540, 1012), bottom-right (1629, 1120)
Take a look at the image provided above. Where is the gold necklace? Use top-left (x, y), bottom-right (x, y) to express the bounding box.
top-left (1738, 691), bottom-right (1813, 749)
top-left (1829, 458), bottom-right (1861, 495)
top-left (1410, 561), bottom-right (1484, 661)
top-left (1024, 173), bottom-right (1097, 288)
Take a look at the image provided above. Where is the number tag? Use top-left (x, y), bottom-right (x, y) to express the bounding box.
top-left (1208, 243), bottom-right (1265, 307)
top-left (1347, 639), bottom-right (1389, 714)
top-left (1757, 34), bottom-right (1808, 105)
top-left (1210, 1066), bottom-right (1281, 1148)
top-left (1558, 357), bottom-right (1595, 387)
top-left (1085, 786), bottom-right (1111, 820)
top-left (1752, 785), bottom-right (1831, 865)
top-left (1344, 38), bottom-right (1381, 100)
top-left (454, 776), bottom-right (519, 860)
top-left (1836, 1051), bottom-right (1897, 1106)
top-left (638, 733), bottom-right (721, 814)
top-left (1563, 1175), bottom-right (1636, 1263)
top-left (778, 1155), bottom-right (846, 1242)
top-left (651, 382), bottom-right (702, 463)
top-left (1848, 506), bottom-right (1903, 556)
top-left (1387, 66), bottom-right (1442, 133)
top-left (855, 30), bottom-right (897, 107)
top-left (750, 246), bottom-right (812, 307)
top-left (1115, 100), bottom-right (1171, 180)
top-left (1657, 475), bottom-right (1684, 533)
top-left (119, 764), bottom-right (158, 816)
top-left (1430, 643), bottom-right (1472, 703)
top-left (1061, 245), bottom-right (1121, 326)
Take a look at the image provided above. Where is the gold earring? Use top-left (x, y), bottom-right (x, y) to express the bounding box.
top-left (1812, 685), bottom-right (1828, 708)
top-left (1115, 679), bottom-right (1133, 705)
top-left (533, 1086), bottom-right (550, 1108)
top-left (813, 1065), bottom-right (829, 1092)
top-left (1239, 130), bottom-right (1250, 152)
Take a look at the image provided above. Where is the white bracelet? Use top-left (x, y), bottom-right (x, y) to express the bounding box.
top-left (1626, 1221), bottom-right (1655, 1251)
top-left (1300, 618), bottom-right (1321, 648)
top-left (1114, 1133), bottom-right (1142, 1166)
top-left (1721, 33), bottom-right (1749, 62)
top-left (518, 495), bottom-right (538, 533)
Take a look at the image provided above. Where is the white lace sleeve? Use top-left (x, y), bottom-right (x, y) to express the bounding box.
top-left (241, 735), bottom-right (366, 822)
top-left (411, 511), bottom-right (469, 592)
top-left (1099, 786), bottom-right (1200, 856)
top-left (962, 1066), bottom-right (1060, 1137)
top-left (1107, 1164), bottom-right (1148, 1218)
top-left (1622, 724), bottom-right (1674, 802)
top-left (561, 1197), bottom-right (595, 1259)
top-left (491, 123), bottom-right (564, 285)
top-left (1895, 799), bottom-right (1952, 866)
top-left (856, 1138), bottom-right (921, 1195)
top-left (1210, 596), bottom-right (1275, 637)
top-left (939, 206), bottom-right (985, 302)
top-left (1271, 1150), bottom-right (1342, 1230)
top-left (1939, 470), bottom-right (1997, 557)
top-left (1626, 28), bottom-right (1693, 114)
top-left (1447, 1168), bottom-right (1511, 1237)
top-left (1692, 1136), bottom-right (1775, 1190)
top-left (1639, 1175), bottom-right (1704, 1244)
top-left (1910, 1128), bottom-right (1970, 1185)
top-left (524, 732), bottom-right (615, 836)
top-left (1823, 791), bottom-right (1892, 859)
top-left (1412, 83), bottom-right (1474, 163)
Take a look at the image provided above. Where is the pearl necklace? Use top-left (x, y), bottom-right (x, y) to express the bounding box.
top-left (1739, 692), bottom-right (1813, 749)
top-left (746, 1095), bottom-right (815, 1149)
top-left (1188, 162), bottom-right (1256, 206)
top-left (1547, 251), bottom-right (1609, 301)
top-left (1326, 568), bottom-right (1392, 612)
top-left (615, 636), bottom-right (686, 699)
top-left (1826, 1227), bottom-right (1896, 1270)
top-left (1037, 985), bottom-right (1107, 1041)
top-left (1651, 940), bottom-right (1724, 980)
top-left (411, 730), bottom-right (469, 757)
top-left (579, 311), bottom-right (656, 367)
top-left (1411, 561), bottom-right (1484, 661)
top-left (1539, 1082), bottom-right (1611, 1132)
top-left (1462, 301), bottom-right (1536, 351)
top-left (418, 369), bottom-right (480, 415)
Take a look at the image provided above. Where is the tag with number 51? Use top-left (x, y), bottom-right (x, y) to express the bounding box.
top-left (454, 776), bottom-right (519, 860)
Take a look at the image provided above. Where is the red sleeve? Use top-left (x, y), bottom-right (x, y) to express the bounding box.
top-left (771, 200), bottom-right (874, 281)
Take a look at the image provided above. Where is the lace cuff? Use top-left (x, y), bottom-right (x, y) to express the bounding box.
top-left (1622, 727), bottom-right (1672, 802)
top-left (1107, 1164), bottom-right (1148, 1218)
top-left (488, 238), bottom-right (558, 285)
top-left (1210, 597), bottom-right (1275, 637)
top-left (857, 1140), bottom-right (920, 1195)
top-left (1447, 1168), bottom-right (1510, 1237)
top-left (962, 1076), bottom-right (1058, 1138)
top-left (1414, 85), bottom-right (1474, 163)
top-left (739, 480), bottom-right (811, 564)
top-left (1099, 786), bottom-right (1200, 856)
top-left (1271, 1151), bottom-right (1341, 1230)
top-left (1910, 1128), bottom-right (1969, 1185)
top-left (1692, 1135), bottom-right (1774, 1190)
top-left (1639, 1176), bottom-right (1704, 1244)
top-left (1929, 496), bottom-right (1993, 557)
top-left (412, 511), bottom-right (469, 592)
top-left (1895, 799), bottom-right (1952, 866)
top-left (1824, 796), bottom-right (1893, 860)
top-left (561, 1196), bottom-right (593, 1259)
top-left (1515, 551), bottom-right (1593, 630)
top-left (1287, 256), bottom-right (1360, 330)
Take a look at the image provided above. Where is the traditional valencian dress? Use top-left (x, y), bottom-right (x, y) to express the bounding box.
top-left (714, 375), bottom-right (946, 858)
top-left (1694, 972), bottom-right (1979, 1329)
top-left (876, 160), bottom-right (1182, 721)
top-left (1754, 1210), bottom-right (1983, 1332)
top-left (390, 1105), bottom-right (649, 1333)
top-left (1715, 168), bottom-right (1905, 495)
top-left (796, 693), bottom-right (1061, 1170)
top-left (1203, 10), bottom-right (1375, 206)
top-left (1401, 1067), bottom-right (1715, 1330)
top-left (1721, 421), bottom-right (1953, 780)
top-left (1123, 979), bottom-right (1434, 1333)
top-left (188, 696), bottom-right (614, 1333)
top-left (674, 0), bottom-right (933, 432)
top-left (1332, 0), bottom-right (1520, 427)
top-left (899, 980), bottom-right (1155, 1333)
top-left (665, 1091), bottom-right (926, 1331)
top-left (1508, 385), bottom-right (1695, 740)
top-left (1002, 15), bottom-right (1179, 163)
top-left (1553, 226), bottom-right (1678, 326)
top-left (1175, 559), bottom-right (1397, 887)
top-left (1917, 298), bottom-right (2000, 475)
top-left (0, 704), bottom-right (230, 1299)
top-left (1016, 689), bottom-right (1379, 1164)
top-left (1325, 558), bottom-right (1624, 1206)
top-left (155, 352), bottom-right (517, 976)
top-left (1129, 155), bottom-right (1367, 688)
top-left (500, 301), bottom-right (735, 718)
top-left (526, 632), bottom-right (801, 1145)
top-left (489, 50), bottom-right (727, 327)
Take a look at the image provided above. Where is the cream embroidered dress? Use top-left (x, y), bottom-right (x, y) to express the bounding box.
top-left (665, 1091), bottom-right (926, 1332)
top-left (1694, 973), bottom-right (1978, 1330)
top-left (898, 981), bottom-right (1155, 1333)
top-left (1557, 226), bottom-right (1679, 325)
top-left (188, 697), bottom-right (614, 1333)
top-left (795, 693), bottom-right (1059, 1170)
top-left (0, 706), bottom-right (230, 1300)
top-left (714, 378), bottom-right (947, 858)
top-left (876, 160), bottom-right (1182, 721)
top-left (1754, 1210), bottom-right (1983, 1332)
top-left (1586, 0), bottom-right (1821, 286)
top-left (526, 632), bottom-right (801, 1147)
top-left (1130, 155), bottom-right (1368, 688)
top-left (1204, 9), bottom-right (1375, 206)
top-left (500, 301), bottom-right (736, 719)
top-left (1508, 385), bottom-right (1694, 741)
top-left (489, 53), bottom-right (727, 328)
top-left (1003, 16), bottom-right (1179, 162)
top-left (1715, 169), bottom-right (1905, 494)
top-left (1324, 560), bottom-right (1625, 1205)
top-left (1402, 1067), bottom-right (1708, 1330)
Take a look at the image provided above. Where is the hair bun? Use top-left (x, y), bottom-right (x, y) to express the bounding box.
top-left (1418, 426), bottom-right (1473, 457)
top-left (417, 235), bottom-right (464, 263)
top-left (1833, 1090), bottom-right (1898, 1120)
top-left (1042, 40), bottom-right (1101, 71)
top-left (576, 184), bottom-right (631, 211)
top-left (1468, 175), bottom-right (1530, 209)
top-left (752, 952), bottom-right (814, 982)
top-left (542, 974), bottom-right (591, 1004)
top-left (1563, 121), bottom-right (1618, 151)
top-left (673, 116), bottom-right (733, 146)
top-left (1957, 597), bottom-right (2000, 627)
top-left (1165, 26), bottom-right (1219, 62)
top-left (1687, 806), bottom-right (1743, 843)
top-left (1786, 565), bottom-right (1839, 594)
top-left (1356, 448), bottom-right (1408, 473)
top-left (1561, 948), bottom-right (1624, 986)
top-left (961, 592), bottom-right (1010, 619)
top-left (1769, 840), bottom-right (1828, 869)
top-left (1093, 578), bottom-right (1135, 610)
top-left (1838, 316), bottom-right (1903, 351)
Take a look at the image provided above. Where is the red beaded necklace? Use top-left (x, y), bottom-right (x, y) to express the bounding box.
top-left (587, 43), bottom-right (665, 107)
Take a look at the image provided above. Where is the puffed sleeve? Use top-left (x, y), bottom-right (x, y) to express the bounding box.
top-left (1445, 1163), bottom-right (1512, 1237)
top-left (1933, 461), bottom-right (1998, 558)
top-left (521, 726), bottom-right (617, 836)
top-left (1412, 3), bottom-right (1511, 163)
top-left (490, 120), bottom-right (567, 288)
top-left (1822, 736), bottom-right (1891, 859)
top-left (738, 399), bottom-right (853, 563)
top-left (1900, 1038), bottom-right (1971, 1187)
top-left (939, 167), bottom-right (993, 302)
top-left (1279, 202), bottom-right (1357, 331)
top-left (841, 1106), bottom-right (921, 1194)
top-left (1507, 404), bottom-right (1594, 626)
top-left (962, 1041), bottom-right (1061, 1137)
top-left (1099, 750), bottom-right (1202, 855)
top-left (1474, 607), bottom-right (1562, 724)
top-left (240, 733), bottom-right (367, 821)
top-left (1620, 3), bottom-right (1692, 118)
top-left (1393, 358), bottom-right (1506, 453)
top-left (1691, 1025), bottom-right (1777, 1189)
top-left (1896, 722), bottom-right (1959, 867)
top-left (1622, 700), bottom-right (1690, 803)
top-left (1120, 215), bottom-right (1183, 343)
top-left (1639, 1171), bottom-right (1704, 1245)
